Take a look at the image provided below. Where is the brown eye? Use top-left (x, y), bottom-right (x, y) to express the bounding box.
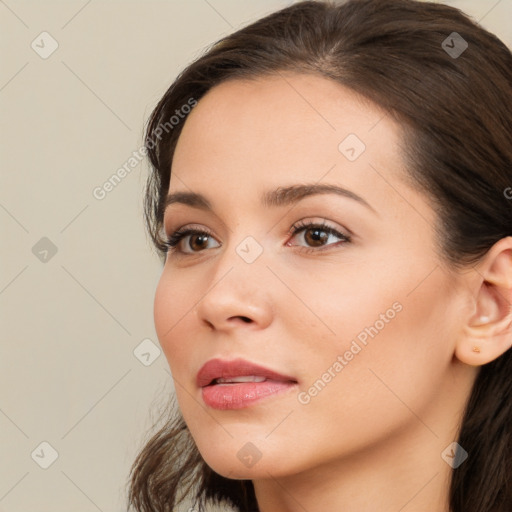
top-left (164, 228), bottom-right (220, 254)
top-left (188, 233), bottom-right (211, 252)
top-left (303, 227), bottom-right (330, 247)
top-left (288, 221), bottom-right (351, 251)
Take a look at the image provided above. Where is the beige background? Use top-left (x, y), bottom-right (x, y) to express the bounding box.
top-left (1, 1), bottom-right (510, 511)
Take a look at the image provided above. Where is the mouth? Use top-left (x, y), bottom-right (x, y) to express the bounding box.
top-left (197, 358), bottom-right (298, 410)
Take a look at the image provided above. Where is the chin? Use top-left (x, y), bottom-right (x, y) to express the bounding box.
top-left (197, 450), bottom-right (264, 479)
top-left (192, 436), bottom-right (295, 481)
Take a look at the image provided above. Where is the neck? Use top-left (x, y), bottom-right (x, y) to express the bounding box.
top-left (253, 425), bottom-right (454, 512)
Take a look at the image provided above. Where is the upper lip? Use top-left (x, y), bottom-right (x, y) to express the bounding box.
top-left (196, 358), bottom-right (297, 388)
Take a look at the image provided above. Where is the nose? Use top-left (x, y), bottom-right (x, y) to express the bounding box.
top-left (194, 249), bottom-right (274, 333)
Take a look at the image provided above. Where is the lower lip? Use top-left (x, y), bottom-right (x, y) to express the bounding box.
top-left (201, 380), bottom-right (297, 410)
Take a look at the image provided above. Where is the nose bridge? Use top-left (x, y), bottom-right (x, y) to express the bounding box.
top-left (194, 229), bottom-right (272, 328)
top-left (210, 231), bottom-right (267, 293)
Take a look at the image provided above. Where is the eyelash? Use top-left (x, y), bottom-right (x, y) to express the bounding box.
top-left (162, 219), bottom-right (352, 256)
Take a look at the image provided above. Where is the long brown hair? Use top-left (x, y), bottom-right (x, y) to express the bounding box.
top-left (126, 1), bottom-right (512, 510)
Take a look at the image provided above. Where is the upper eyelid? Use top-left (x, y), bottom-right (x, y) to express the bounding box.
top-left (163, 208), bottom-right (231, 235)
top-left (163, 219), bottom-right (349, 238)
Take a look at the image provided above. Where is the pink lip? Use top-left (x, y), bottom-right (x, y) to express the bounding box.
top-left (197, 358), bottom-right (298, 410)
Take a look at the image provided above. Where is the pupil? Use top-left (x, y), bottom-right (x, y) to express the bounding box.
top-left (191, 234), bottom-right (208, 250)
top-left (306, 228), bottom-right (327, 246)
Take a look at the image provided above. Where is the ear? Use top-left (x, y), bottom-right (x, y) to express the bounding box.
top-left (455, 236), bottom-right (512, 366)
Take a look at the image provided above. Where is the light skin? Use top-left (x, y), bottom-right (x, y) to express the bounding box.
top-left (153, 73), bottom-right (512, 512)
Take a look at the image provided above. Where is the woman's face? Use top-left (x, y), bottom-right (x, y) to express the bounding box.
top-left (154, 73), bottom-right (474, 479)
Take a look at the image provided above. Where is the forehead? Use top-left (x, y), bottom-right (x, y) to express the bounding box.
top-left (174, 73), bottom-right (396, 163)
top-left (173, 73), bottom-right (400, 179)
top-left (170, 74), bottom-right (408, 209)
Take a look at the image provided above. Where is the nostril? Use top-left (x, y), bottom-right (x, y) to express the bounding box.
top-left (238, 316), bottom-right (252, 323)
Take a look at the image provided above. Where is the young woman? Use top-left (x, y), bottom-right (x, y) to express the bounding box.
top-left (127, 1), bottom-right (512, 511)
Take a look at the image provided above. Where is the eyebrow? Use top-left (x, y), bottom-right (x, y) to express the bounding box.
top-left (164, 183), bottom-right (377, 215)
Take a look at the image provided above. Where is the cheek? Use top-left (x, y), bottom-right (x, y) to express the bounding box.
top-left (153, 271), bottom-right (198, 376)
top-left (299, 264), bottom-right (459, 435)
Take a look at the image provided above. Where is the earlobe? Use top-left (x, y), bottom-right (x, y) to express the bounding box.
top-left (454, 237), bottom-right (512, 367)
